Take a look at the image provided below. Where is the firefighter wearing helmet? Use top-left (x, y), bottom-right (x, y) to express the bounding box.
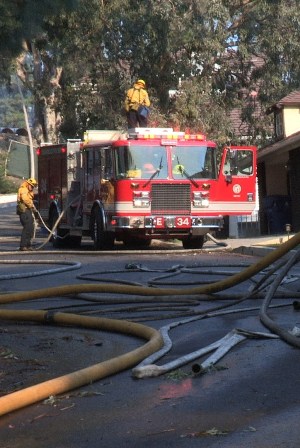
top-left (124, 79), bottom-right (151, 128)
top-left (17, 178), bottom-right (38, 251)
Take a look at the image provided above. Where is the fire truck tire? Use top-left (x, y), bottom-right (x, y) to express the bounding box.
top-left (182, 235), bottom-right (204, 249)
top-left (91, 207), bottom-right (115, 250)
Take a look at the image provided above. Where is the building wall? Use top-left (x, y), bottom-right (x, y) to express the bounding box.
top-left (265, 163), bottom-right (288, 195)
top-left (289, 148), bottom-right (300, 232)
top-left (258, 156), bottom-right (291, 235)
top-left (258, 98), bottom-right (300, 234)
top-left (283, 107), bottom-right (300, 137)
top-left (257, 162), bottom-right (268, 234)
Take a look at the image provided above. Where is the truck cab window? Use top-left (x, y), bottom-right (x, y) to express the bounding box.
top-left (171, 145), bottom-right (217, 179)
top-left (98, 146), bottom-right (113, 179)
top-left (116, 145), bottom-right (168, 179)
top-left (223, 149), bottom-right (253, 176)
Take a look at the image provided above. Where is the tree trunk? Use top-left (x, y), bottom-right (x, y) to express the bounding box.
top-left (16, 41), bottom-right (62, 144)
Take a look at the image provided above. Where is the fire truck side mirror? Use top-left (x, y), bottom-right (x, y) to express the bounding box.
top-left (225, 173), bottom-right (232, 183)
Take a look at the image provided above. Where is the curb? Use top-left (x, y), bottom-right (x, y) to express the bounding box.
top-left (233, 245), bottom-right (275, 257)
top-left (0, 194), bottom-right (17, 208)
top-left (233, 244), bottom-right (297, 258)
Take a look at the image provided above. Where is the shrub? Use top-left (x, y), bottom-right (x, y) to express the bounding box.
top-left (0, 153), bottom-right (18, 193)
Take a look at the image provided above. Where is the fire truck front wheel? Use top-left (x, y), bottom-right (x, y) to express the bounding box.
top-left (90, 207), bottom-right (115, 250)
top-left (182, 235), bottom-right (204, 249)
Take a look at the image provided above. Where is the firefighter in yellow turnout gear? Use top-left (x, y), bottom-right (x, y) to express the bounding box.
top-left (125, 79), bottom-right (151, 128)
top-left (17, 178), bottom-right (38, 251)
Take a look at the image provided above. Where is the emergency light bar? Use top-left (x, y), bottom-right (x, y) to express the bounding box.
top-left (129, 127), bottom-right (206, 142)
top-left (137, 132), bottom-right (186, 140)
top-left (184, 134), bottom-right (206, 141)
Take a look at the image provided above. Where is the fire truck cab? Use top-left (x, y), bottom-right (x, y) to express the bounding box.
top-left (37, 128), bottom-right (257, 249)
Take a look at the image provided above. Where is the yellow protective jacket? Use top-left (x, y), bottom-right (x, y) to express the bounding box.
top-left (124, 83), bottom-right (150, 112)
top-left (17, 181), bottom-right (35, 213)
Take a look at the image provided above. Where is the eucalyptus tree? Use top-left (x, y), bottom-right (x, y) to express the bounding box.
top-left (71, 0), bottom-right (300, 144)
top-left (0, 0), bottom-right (79, 141)
top-left (221, 0), bottom-right (300, 143)
top-left (2, 0), bottom-right (300, 145)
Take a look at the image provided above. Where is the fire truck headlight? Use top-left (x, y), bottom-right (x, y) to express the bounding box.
top-left (133, 191), bottom-right (150, 207)
top-left (193, 191), bottom-right (209, 208)
top-left (202, 198), bottom-right (210, 207)
top-left (133, 198), bottom-right (151, 207)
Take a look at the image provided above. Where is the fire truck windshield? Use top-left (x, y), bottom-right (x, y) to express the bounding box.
top-left (171, 145), bottom-right (217, 179)
top-left (115, 145), bottom-right (168, 179)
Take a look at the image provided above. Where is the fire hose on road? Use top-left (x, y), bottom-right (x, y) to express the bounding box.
top-left (0, 232), bottom-right (300, 416)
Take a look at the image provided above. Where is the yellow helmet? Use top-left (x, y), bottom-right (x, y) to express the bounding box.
top-left (27, 178), bottom-right (38, 187)
top-left (137, 79), bottom-right (146, 87)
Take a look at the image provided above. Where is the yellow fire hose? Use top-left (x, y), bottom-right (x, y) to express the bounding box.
top-left (0, 232), bottom-right (300, 416)
top-left (0, 310), bottom-right (163, 416)
top-left (1, 231), bottom-right (300, 305)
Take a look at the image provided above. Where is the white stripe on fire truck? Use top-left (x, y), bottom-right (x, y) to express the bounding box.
top-left (203, 202), bottom-right (256, 213)
top-left (112, 202), bottom-right (256, 214)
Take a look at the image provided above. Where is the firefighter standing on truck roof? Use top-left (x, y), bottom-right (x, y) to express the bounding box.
top-left (16, 178), bottom-right (38, 251)
top-left (124, 79), bottom-right (150, 128)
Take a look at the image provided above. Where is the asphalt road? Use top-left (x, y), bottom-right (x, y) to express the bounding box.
top-left (0, 205), bottom-right (300, 447)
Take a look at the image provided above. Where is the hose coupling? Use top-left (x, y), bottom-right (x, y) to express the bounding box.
top-left (44, 310), bottom-right (58, 323)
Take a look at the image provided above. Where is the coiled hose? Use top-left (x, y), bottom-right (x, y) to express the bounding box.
top-left (0, 311), bottom-right (163, 416)
top-left (1, 231), bottom-right (300, 304)
top-left (1, 231), bottom-right (300, 416)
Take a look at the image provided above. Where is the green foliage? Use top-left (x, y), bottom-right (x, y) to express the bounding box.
top-left (0, 0), bottom-right (79, 80)
top-left (0, 152), bottom-right (18, 193)
top-left (2, 0), bottom-right (300, 146)
top-left (0, 86), bottom-right (32, 128)
top-left (168, 78), bottom-right (232, 143)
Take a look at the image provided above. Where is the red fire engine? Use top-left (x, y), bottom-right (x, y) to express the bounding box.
top-left (37, 127), bottom-right (257, 249)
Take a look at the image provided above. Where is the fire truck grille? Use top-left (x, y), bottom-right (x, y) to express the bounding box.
top-left (151, 184), bottom-right (191, 215)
